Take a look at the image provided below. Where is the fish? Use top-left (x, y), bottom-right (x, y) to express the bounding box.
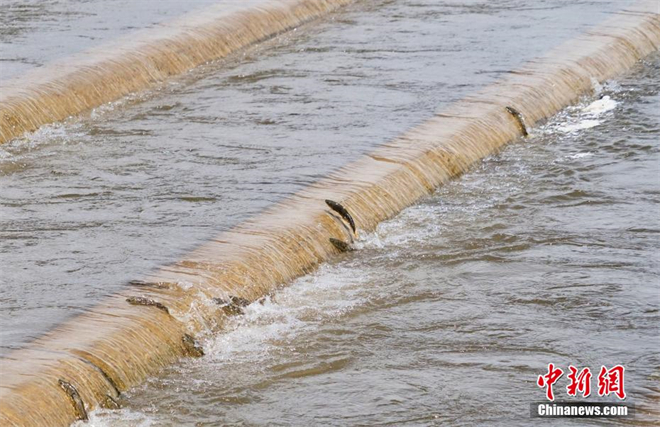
top-left (329, 237), bottom-right (353, 253)
top-left (101, 394), bottom-right (121, 410)
top-left (126, 296), bottom-right (170, 314)
top-left (127, 279), bottom-right (168, 289)
top-left (325, 199), bottom-right (356, 233)
top-left (101, 394), bottom-right (120, 410)
top-left (58, 380), bottom-right (88, 421)
top-left (182, 333), bottom-right (205, 357)
top-left (213, 295), bottom-right (251, 315)
top-left (505, 106), bottom-right (529, 136)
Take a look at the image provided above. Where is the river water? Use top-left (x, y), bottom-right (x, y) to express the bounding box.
top-left (0, 0), bottom-right (658, 425)
top-left (77, 53), bottom-right (659, 426)
top-left (0, 0), bottom-right (221, 79)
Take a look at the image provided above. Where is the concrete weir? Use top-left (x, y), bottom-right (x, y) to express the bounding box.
top-left (1, 2), bottom-right (659, 427)
top-left (0, 0), bottom-right (353, 145)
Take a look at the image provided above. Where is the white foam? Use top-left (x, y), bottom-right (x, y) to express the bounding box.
top-left (354, 231), bottom-right (384, 249)
top-left (582, 95), bottom-right (617, 115)
top-left (204, 263), bottom-right (371, 363)
top-left (77, 408), bottom-right (156, 427)
top-left (0, 122), bottom-right (85, 156)
top-left (567, 152), bottom-right (593, 159)
top-left (170, 286), bottom-right (222, 333)
top-left (557, 119), bottom-right (602, 133)
top-left (551, 94), bottom-right (619, 134)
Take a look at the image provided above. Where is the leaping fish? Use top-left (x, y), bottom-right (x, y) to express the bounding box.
top-left (505, 106), bottom-right (529, 137)
top-left (58, 380), bottom-right (88, 421)
top-left (325, 199), bottom-right (356, 233)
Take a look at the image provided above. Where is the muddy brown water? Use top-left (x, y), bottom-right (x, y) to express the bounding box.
top-left (0, 0), bottom-right (658, 425)
top-left (78, 53), bottom-right (660, 426)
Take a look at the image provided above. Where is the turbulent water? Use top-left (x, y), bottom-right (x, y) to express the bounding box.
top-left (74, 54), bottom-right (659, 426)
top-left (1, 0), bottom-right (658, 425)
top-left (0, 0), bottom-right (629, 352)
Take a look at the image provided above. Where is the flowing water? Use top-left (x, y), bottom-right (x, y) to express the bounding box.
top-left (0, 0), bottom-right (221, 80)
top-left (0, 0), bottom-right (658, 425)
top-left (0, 0), bottom-right (630, 352)
top-left (74, 53), bottom-right (659, 426)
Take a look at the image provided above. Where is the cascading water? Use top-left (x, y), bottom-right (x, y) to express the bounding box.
top-left (0, 2), bottom-right (658, 426)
